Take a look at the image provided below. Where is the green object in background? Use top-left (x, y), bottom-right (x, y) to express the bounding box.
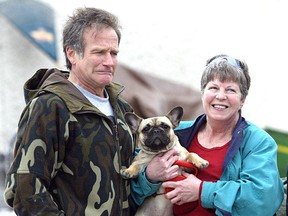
top-left (265, 128), bottom-right (288, 177)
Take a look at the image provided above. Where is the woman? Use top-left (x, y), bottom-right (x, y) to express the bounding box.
top-left (162, 54), bottom-right (284, 215)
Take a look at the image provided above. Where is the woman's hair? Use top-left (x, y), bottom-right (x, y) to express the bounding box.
top-left (62, 7), bottom-right (122, 70)
top-left (200, 54), bottom-right (251, 100)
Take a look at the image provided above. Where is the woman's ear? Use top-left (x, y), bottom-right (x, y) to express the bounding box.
top-left (240, 98), bottom-right (246, 110)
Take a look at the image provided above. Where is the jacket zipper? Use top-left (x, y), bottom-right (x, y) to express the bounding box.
top-left (113, 117), bottom-right (123, 216)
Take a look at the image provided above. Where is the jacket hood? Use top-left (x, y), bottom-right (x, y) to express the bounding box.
top-left (24, 68), bottom-right (125, 113)
top-left (24, 68), bottom-right (68, 103)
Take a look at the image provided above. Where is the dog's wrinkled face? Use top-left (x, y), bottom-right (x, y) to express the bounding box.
top-left (138, 116), bottom-right (175, 153)
top-left (125, 106), bottom-right (183, 154)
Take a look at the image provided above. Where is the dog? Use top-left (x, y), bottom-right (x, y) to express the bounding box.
top-left (120, 106), bottom-right (209, 216)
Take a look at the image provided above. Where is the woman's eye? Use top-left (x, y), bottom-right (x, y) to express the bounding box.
top-left (208, 86), bottom-right (218, 91)
top-left (227, 89), bottom-right (236, 93)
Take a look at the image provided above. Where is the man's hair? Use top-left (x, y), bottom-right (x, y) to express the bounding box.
top-left (62, 7), bottom-right (122, 70)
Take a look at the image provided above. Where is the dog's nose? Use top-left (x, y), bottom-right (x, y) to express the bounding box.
top-left (152, 128), bottom-right (161, 134)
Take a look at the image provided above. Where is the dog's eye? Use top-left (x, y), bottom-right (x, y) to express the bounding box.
top-left (160, 123), bottom-right (170, 130)
top-left (142, 125), bottom-right (151, 133)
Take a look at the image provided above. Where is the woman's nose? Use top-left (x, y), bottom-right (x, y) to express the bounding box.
top-left (216, 92), bottom-right (227, 100)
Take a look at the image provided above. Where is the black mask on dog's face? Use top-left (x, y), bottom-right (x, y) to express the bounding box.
top-left (142, 121), bottom-right (172, 151)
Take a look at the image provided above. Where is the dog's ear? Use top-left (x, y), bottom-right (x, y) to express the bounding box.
top-left (124, 112), bottom-right (143, 133)
top-left (166, 106), bottom-right (183, 128)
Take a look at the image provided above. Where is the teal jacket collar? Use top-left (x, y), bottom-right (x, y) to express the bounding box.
top-left (174, 114), bottom-right (249, 171)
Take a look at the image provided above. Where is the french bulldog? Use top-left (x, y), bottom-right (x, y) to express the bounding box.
top-left (121, 106), bottom-right (209, 216)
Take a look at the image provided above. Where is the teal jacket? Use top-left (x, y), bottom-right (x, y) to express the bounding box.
top-left (174, 114), bottom-right (284, 216)
top-left (131, 114), bottom-right (284, 215)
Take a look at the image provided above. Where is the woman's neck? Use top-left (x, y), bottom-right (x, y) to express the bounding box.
top-left (198, 116), bottom-right (238, 148)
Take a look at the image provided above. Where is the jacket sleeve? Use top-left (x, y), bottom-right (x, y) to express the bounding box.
top-left (129, 148), bottom-right (162, 207)
top-left (200, 129), bottom-right (284, 216)
top-left (129, 121), bottom-right (194, 208)
top-left (4, 94), bottom-right (68, 215)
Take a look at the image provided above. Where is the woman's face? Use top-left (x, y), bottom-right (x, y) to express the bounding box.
top-left (202, 78), bottom-right (245, 123)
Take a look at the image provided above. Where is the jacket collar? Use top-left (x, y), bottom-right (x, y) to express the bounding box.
top-left (175, 114), bottom-right (249, 169)
top-left (24, 68), bottom-right (125, 114)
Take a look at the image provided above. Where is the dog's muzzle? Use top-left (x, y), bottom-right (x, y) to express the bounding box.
top-left (144, 128), bottom-right (171, 151)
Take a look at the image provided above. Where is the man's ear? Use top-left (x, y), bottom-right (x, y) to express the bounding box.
top-left (66, 47), bottom-right (77, 65)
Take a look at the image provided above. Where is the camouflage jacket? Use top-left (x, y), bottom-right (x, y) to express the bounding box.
top-left (4, 68), bottom-right (135, 215)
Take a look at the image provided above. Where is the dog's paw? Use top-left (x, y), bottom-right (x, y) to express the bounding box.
top-left (120, 168), bottom-right (138, 179)
top-left (187, 153), bottom-right (209, 169)
top-left (197, 160), bottom-right (209, 168)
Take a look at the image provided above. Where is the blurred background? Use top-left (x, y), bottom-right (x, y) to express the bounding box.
top-left (0, 0), bottom-right (287, 214)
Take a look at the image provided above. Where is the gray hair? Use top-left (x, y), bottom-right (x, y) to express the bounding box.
top-left (200, 54), bottom-right (251, 100)
top-left (62, 7), bottom-right (122, 70)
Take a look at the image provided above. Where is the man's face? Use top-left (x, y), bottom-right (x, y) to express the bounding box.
top-left (67, 26), bottom-right (119, 96)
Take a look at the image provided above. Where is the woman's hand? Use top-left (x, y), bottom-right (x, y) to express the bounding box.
top-left (162, 172), bottom-right (202, 205)
top-left (145, 149), bottom-right (180, 183)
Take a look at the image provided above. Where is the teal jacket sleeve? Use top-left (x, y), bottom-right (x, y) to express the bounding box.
top-left (129, 148), bottom-right (162, 207)
top-left (130, 168), bottom-right (161, 206)
top-left (129, 120), bottom-right (194, 207)
top-left (200, 126), bottom-right (284, 216)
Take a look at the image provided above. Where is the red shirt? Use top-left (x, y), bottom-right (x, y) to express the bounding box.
top-left (174, 134), bottom-right (230, 216)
